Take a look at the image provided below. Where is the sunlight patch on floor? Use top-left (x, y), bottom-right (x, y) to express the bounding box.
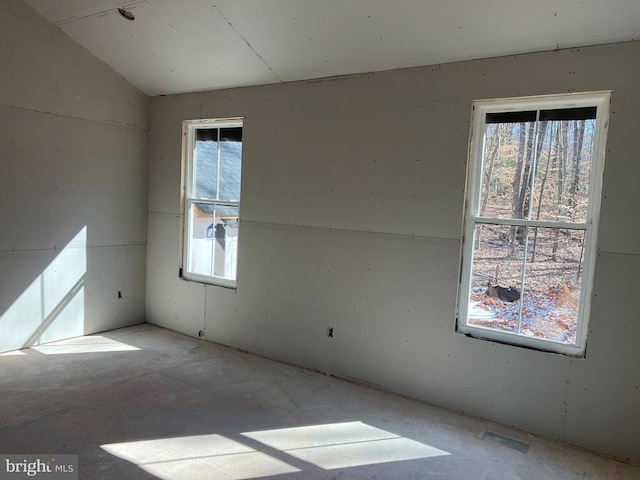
top-left (101, 434), bottom-right (300, 480)
top-left (242, 421), bottom-right (450, 470)
top-left (31, 335), bottom-right (140, 355)
top-left (101, 422), bottom-right (450, 479)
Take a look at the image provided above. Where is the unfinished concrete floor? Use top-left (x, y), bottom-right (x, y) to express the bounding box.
top-left (0, 324), bottom-right (637, 480)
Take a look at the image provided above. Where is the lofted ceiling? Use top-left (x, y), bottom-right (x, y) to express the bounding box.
top-left (25, 0), bottom-right (640, 97)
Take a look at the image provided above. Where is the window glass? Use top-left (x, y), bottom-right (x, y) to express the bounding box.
top-left (458, 93), bottom-right (609, 356)
top-left (218, 128), bottom-right (242, 202)
top-left (182, 119), bottom-right (243, 287)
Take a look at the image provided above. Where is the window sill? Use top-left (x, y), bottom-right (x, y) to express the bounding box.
top-left (456, 322), bottom-right (586, 357)
top-left (180, 271), bottom-right (237, 290)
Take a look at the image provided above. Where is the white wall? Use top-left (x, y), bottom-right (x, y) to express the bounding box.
top-left (146, 41), bottom-right (640, 462)
top-left (0, 0), bottom-right (149, 352)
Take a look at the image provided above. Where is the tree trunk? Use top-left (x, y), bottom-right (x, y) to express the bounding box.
top-left (531, 122), bottom-right (556, 262)
top-left (516, 122), bottom-right (536, 220)
top-left (552, 122), bottom-right (568, 261)
top-left (476, 124), bottom-right (501, 251)
top-left (569, 119), bottom-right (586, 219)
top-left (509, 123), bottom-right (528, 258)
top-left (480, 124), bottom-right (501, 216)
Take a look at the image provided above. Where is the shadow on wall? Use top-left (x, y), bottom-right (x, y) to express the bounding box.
top-left (0, 227), bottom-right (87, 353)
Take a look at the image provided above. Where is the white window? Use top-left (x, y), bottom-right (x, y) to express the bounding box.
top-left (457, 92), bottom-right (610, 356)
top-left (181, 118), bottom-right (243, 288)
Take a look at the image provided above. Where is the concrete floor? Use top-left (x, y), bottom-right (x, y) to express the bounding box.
top-left (0, 324), bottom-right (637, 480)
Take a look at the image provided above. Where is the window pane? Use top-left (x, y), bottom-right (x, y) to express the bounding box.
top-left (212, 205), bottom-right (240, 280)
top-left (539, 107), bottom-right (596, 122)
top-left (520, 228), bottom-right (585, 344)
top-left (468, 224), bottom-right (524, 333)
top-left (486, 111), bottom-right (536, 124)
top-left (194, 129), bottom-right (218, 200)
top-left (188, 202), bottom-right (214, 276)
top-left (183, 120), bottom-right (243, 286)
top-left (531, 119), bottom-right (596, 223)
top-left (187, 203), bottom-right (240, 280)
top-left (479, 121), bottom-right (535, 220)
top-left (460, 93), bottom-right (609, 355)
top-left (218, 128), bottom-right (242, 201)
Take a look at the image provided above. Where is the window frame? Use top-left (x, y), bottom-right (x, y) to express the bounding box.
top-left (457, 91), bottom-right (611, 356)
top-left (180, 117), bottom-right (244, 289)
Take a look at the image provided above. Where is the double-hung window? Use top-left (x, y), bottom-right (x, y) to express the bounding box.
top-left (457, 92), bottom-right (610, 356)
top-left (181, 118), bottom-right (243, 288)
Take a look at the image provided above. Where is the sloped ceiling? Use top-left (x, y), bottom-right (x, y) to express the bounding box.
top-left (24, 0), bottom-right (640, 96)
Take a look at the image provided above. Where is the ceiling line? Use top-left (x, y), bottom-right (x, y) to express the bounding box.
top-left (207, 0), bottom-right (283, 83)
top-left (52, 0), bottom-right (148, 26)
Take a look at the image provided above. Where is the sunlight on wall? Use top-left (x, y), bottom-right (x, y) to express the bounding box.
top-left (101, 434), bottom-right (300, 480)
top-left (242, 421), bottom-right (450, 469)
top-left (101, 422), bottom-right (450, 479)
top-left (0, 227), bottom-right (86, 352)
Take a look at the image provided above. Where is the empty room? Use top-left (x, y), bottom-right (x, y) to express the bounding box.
top-left (1, 1), bottom-right (639, 478)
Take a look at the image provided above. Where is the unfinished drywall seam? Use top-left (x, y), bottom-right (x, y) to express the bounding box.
top-left (202, 284), bottom-right (208, 337)
top-left (0, 241), bottom-right (146, 255)
top-left (561, 358), bottom-right (573, 439)
top-left (0, 103), bottom-right (148, 131)
top-left (207, 0), bottom-right (282, 84)
top-left (244, 219), bottom-right (460, 242)
top-left (597, 249), bottom-right (640, 257)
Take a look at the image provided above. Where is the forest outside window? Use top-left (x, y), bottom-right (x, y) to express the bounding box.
top-left (457, 92), bottom-right (610, 356)
top-left (181, 118), bottom-right (243, 288)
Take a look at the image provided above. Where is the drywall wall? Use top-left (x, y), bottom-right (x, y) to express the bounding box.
top-left (146, 41), bottom-right (640, 461)
top-left (0, 0), bottom-right (148, 352)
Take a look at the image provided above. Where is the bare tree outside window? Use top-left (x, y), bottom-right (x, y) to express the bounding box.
top-left (457, 93), bottom-right (610, 356)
